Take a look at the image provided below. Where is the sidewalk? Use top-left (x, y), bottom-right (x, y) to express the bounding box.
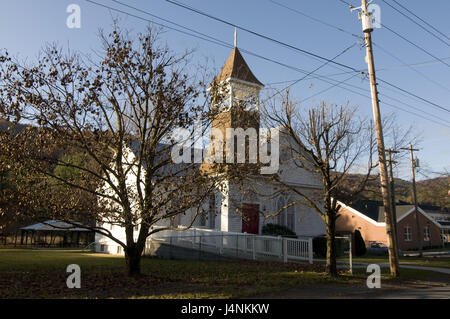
top-left (337, 261), bottom-right (450, 275)
top-left (256, 284), bottom-right (450, 299)
top-left (403, 251), bottom-right (450, 257)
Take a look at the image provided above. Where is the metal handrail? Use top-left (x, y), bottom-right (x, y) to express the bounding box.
top-left (82, 242), bottom-right (97, 251)
top-left (149, 229), bottom-right (314, 263)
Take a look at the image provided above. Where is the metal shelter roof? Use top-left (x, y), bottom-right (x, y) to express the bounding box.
top-left (21, 220), bottom-right (91, 232)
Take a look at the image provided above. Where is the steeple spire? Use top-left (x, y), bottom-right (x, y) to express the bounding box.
top-left (214, 47), bottom-right (263, 87)
top-left (211, 30), bottom-right (264, 87)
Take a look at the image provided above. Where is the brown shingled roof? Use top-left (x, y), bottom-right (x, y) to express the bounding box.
top-left (215, 47), bottom-right (263, 87)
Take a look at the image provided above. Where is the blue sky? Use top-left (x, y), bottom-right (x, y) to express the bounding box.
top-left (1, 0), bottom-right (449, 180)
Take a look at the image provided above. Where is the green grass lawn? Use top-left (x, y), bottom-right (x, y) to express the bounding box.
top-left (0, 249), bottom-right (356, 298)
top-left (1, 249), bottom-right (448, 298)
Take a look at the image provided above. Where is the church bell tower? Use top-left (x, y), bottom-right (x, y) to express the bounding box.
top-left (202, 29), bottom-right (264, 174)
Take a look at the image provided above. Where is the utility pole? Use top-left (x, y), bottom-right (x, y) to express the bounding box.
top-left (386, 148), bottom-right (399, 247)
top-left (402, 144), bottom-right (422, 257)
top-left (351, 0), bottom-right (400, 276)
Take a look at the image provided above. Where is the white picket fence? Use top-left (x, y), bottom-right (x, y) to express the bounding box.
top-left (147, 227), bottom-right (313, 264)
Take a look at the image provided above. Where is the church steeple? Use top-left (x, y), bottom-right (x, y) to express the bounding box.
top-left (215, 47), bottom-right (264, 88)
top-left (201, 42), bottom-right (263, 174)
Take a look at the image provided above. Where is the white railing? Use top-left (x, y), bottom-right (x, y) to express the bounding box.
top-left (147, 227), bottom-right (313, 264)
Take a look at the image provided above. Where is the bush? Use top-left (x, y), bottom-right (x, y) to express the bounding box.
top-left (354, 230), bottom-right (367, 256)
top-left (313, 236), bottom-right (346, 258)
top-left (261, 223), bottom-right (297, 238)
top-left (313, 236), bottom-right (327, 257)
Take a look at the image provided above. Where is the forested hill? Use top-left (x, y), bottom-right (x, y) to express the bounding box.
top-left (340, 174), bottom-right (449, 209)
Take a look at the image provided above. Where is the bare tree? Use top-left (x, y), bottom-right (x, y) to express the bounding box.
top-left (0, 25), bottom-right (226, 276)
top-left (262, 92), bottom-right (378, 276)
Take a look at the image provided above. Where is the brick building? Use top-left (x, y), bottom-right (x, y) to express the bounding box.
top-left (336, 200), bottom-right (446, 250)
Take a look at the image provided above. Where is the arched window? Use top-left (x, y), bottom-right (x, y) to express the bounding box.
top-left (275, 195), bottom-right (296, 232)
top-left (208, 194), bottom-right (216, 229)
top-left (276, 196), bottom-right (286, 226)
top-left (287, 196), bottom-right (296, 232)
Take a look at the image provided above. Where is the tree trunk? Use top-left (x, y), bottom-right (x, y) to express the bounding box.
top-left (125, 246), bottom-right (142, 277)
top-left (325, 217), bottom-right (338, 277)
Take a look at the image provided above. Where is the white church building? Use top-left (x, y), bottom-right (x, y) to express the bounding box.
top-left (95, 44), bottom-right (326, 255)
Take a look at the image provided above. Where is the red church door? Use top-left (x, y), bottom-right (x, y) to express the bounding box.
top-left (242, 203), bottom-right (259, 234)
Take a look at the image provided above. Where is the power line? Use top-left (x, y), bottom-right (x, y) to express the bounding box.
top-left (373, 42), bottom-right (450, 93)
top-left (266, 69), bottom-right (450, 127)
top-left (262, 42), bottom-right (359, 102)
top-left (131, 0), bottom-right (450, 121)
top-left (379, 23), bottom-right (450, 68)
top-left (340, 80), bottom-right (450, 127)
top-left (107, 0), bottom-right (364, 86)
top-left (84, 0), bottom-right (450, 127)
top-left (84, 0), bottom-right (228, 47)
top-left (166, 0), bottom-right (450, 115)
top-left (390, 0), bottom-right (450, 41)
top-left (376, 56), bottom-right (450, 71)
top-left (88, 0), bottom-right (378, 102)
top-left (335, 0), bottom-right (450, 68)
top-left (265, 69), bottom-right (358, 86)
top-left (299, 73), bottom-right (359, 103)
top-left (165, 0), bottom-right (361, 72)
top-left (278, 70), bottom-right (450, 126)
top-left (331, 74), bottom-right (450, 123)
top-left (120, 0), bottom-right (450, 123)
top-left (337, 78), bottom-right (450, 127)
top-left (378, 90), bottom-right (450, 124)
top-left (381, 0), bottom-right (449, 47)
top-left (269, 0), bottom-right (362, 40)
top-left (379, 78), bottom-right (450, 114)
top-left (293, 70), bottom-right (450, 126)
top-left (85, 1), bottom-right (363, 95)
top-left (88, 0), bottom-right (335, 85)
top-left (269, 0), bottom-right (450, 94)
top-left (110, 0), bottom-right (228, 46)
top-left (337, 0), bottom-right (356, 8)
